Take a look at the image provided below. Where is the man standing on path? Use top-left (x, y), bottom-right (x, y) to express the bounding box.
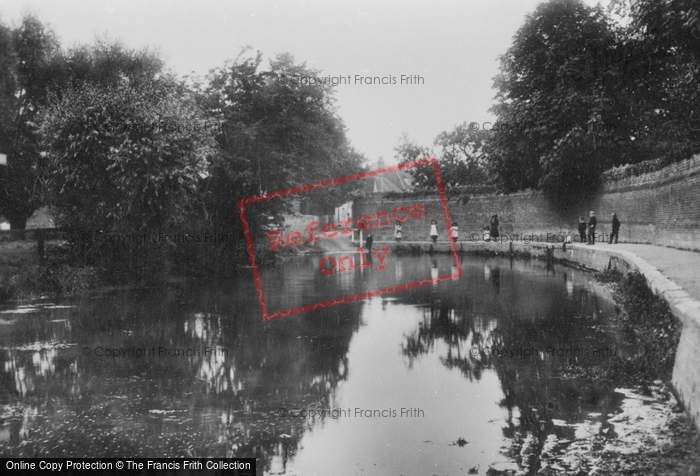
top-left (609, 213), bottom-right (620, 244)
top-left (578, 217), bottom-right (587, 244)
top-left (365, 233), bottom-right (373, 251)
top-left (587, 211), bottom-right (597, 245)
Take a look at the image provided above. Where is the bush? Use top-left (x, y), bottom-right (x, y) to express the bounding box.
top-left (613, 271), bottom-right (680, 379)
top-left (601, 157), bottom-right (674, 182)
top-left (575, 270), bottom-right (682, 383)
top-left (54, 266), bottom-right (100, 295)
top-left (7, 262), bottom-right (101, 299)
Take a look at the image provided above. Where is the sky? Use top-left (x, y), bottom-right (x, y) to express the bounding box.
top-left (0, 0), bottom-right (604, 166)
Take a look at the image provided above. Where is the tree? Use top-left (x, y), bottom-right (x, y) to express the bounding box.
top-left (39, 76), bottom-right (215, 275)
top-left (487, 0), bottom-right (700, 199)
top-left (56, 37), bottom-right (164, 90)
top-left (395, 124), bottom-right (490, 193)
top-left (0, 14), bottom-right (166, 229)
top-left (0, 15), bottom-right (60, 229)
top-left (0, 22), bottom-right (17, 166)
top-left (197, 52), bottom-right (365, 253)
top-left (433, 124), bottom-right (490, 189)
top-left (485, 0), bottom-right (625, 198)
top-left (608, 0), bottom-right (700, 164)
top-left (394, 133), bottom-right (434, 189)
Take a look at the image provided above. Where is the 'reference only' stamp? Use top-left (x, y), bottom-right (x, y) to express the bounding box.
top-left (238, 157), bottom-right (460, 320)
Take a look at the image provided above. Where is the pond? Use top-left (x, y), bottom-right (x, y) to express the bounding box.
top-left (0, 254), bottom-right (633, 475)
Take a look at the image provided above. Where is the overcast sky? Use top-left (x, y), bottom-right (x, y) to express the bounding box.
top-left (0, 0), bottom-right (604, 166)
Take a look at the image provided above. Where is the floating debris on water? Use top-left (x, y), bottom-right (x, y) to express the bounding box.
top-left (2, 341), bottom-right (77, 351)
top-left (0, 308), bottom-right (40, 314)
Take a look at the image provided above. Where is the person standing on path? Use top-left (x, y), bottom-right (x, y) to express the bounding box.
top-left (490, 215), bottom-right (500, 242)
top-left (578, 217), bottom-right (587, 244)
top-left (450, 222), bottom-right (459, 243)
top-left (429, 220), bottom-right (438, 244)
top-left (365, 233), bottom-right (373, 251)
top-left (587, 211), bottom-right (597, 245)
top-left (609, 213), bottom-right (621, 244)
top-left (395, 221), bottom-right (403, 242)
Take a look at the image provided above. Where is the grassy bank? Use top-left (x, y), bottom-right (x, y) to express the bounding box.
top-left (0, 234), bottom-right (337, 301)
top-left (0, 240), bottom-right (102, 301)
top-left (566, 268), bottom-right (682, 384)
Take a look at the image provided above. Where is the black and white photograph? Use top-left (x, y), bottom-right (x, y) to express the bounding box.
top-left (0, 0), bottom-right (699, 474)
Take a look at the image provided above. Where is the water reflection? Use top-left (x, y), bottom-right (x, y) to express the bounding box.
top-left (397, 257), bottom-right (623, 474)
top-left (0, 255), bottom-right (624, 475)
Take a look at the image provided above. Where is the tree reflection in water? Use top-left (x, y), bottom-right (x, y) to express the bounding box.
top-left (0, 284), bottom-right (363, 475)
top-left (0, 257), bottom-right (625, 475)
top-left (402, 296), bottom-right (489, 382)
top-left (400, 258), bottom-right (623, 474)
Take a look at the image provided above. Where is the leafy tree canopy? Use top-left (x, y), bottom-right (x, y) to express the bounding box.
top-left (197, 51), bottom-right (365, 246)
top-left (39, 77), bottom-right (215, 234)
top-left (0, 14), bottom-right (60, 228)
top-left (395, 124), bottom-right (490, 193)
top-left (0, 14), bottom-right (166, 229)
top-left (485, 0), bottom-right (624, 198)
top-left (486, 0), bottom-right (700, 199)
top-left (608, 0), bottom-right (700, 163)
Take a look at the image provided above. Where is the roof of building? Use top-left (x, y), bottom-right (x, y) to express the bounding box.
top-left (26, 207), bottom-right (56, 229)
top-left (363, 157), bottom-right (413, 193)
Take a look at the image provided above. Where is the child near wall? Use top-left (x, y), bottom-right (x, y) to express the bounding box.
top-left (450, 222), bottom-right (459, 242)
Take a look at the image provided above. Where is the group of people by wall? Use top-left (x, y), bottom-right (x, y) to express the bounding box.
top-left (372, 212), bottom-right (622, 246)
top-left (577, 212), bottom-right (621, 245)
top-left (392, 219), bottom-right (460, 244)
top-left (390, 215), bottom-right (501, 244)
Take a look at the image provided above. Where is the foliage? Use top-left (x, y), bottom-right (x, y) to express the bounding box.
top-left (0, 15), bottom-right (61, 229)
top-left (486, 0), bottom-right (700, 199)
top-left (571, 269), bottom-right (682, 383)
top-left (0, 23), bottom-right (15, 150)
top-left (381, 184), bottom-right (496, 201)
top-left (42, 79), bottom-right (213, 229)
top-left (51, 37), bottom-right (164, 92)
top-left (434, 124), bottom-right (490, 187)
top-left (395, 123), bottom-right (490, 192)
top-left (194, 51), bottom-right (365, 261)
top-left (601, 156), bottom-right (676, 182)
top-left (608, 0), bottom-right (700, 165)
top-left (0, 14), bottom-right (167, 229)
top-left (38, 76), bottom-right (216, 279)
top-left (485, 0), bottom-right (630, 199)
top-left (6, 259), bottom-right (101, 298)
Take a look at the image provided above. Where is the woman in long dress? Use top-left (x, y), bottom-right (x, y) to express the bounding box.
top-left (395, 221), bottom-right (403, 242)
top-left (490, 215), bottom-right (500, 241)
top-left (429, 220), bottom-right (438, 243)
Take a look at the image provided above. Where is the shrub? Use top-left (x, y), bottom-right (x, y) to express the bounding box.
top-left (573, 270), bottom-right (682, 383)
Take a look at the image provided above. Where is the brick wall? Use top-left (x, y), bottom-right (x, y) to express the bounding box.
top-left (353, 154), bottom-right (700, 251)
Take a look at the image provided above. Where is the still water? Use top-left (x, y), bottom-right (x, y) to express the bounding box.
top-left (0, 255), bottom-right (625, 475)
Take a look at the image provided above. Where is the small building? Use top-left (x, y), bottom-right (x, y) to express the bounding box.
top-left (335, 201), bottom-right (353, 224)
top-left (0, 216), bottom-right (9, 231)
